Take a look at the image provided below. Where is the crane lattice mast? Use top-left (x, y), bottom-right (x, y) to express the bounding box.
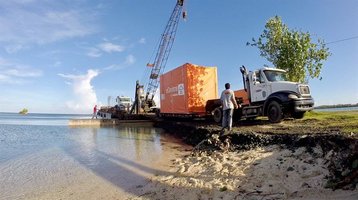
top-left (145, 0), bottom-right (185, 102)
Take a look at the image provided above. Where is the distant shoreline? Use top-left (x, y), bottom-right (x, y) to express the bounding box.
top-left (1, 104), bottom-right (358, 115)
top-left (315, 103), bottom-right (358, 109)
top-left (0, 112), bottom-right (90, 116)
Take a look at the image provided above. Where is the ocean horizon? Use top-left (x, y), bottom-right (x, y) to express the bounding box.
top-left (0, 112), bottom-right (91, 126)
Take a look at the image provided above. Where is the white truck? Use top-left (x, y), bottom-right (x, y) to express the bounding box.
top-left (115, 96), bottom-right (132, 112)
top-left (207, 66), bottom-right (314, 123)
top-left (97, 96), bottom-right (133, 119)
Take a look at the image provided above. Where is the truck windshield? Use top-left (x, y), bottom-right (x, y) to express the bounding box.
top-left (264, 70), bottom-right (287, 82)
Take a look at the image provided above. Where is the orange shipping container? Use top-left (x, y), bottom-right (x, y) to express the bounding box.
top-left (234, 89), bottom-right (250, 105)
top-left (160, 63), bottom-right (218, 115)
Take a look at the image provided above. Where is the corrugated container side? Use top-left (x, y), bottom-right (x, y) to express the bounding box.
top-left (186, 64), bottom-right (218, 113)
top-left (160, 63), bottom-right (218, 114)
top-left (160, 65), bottom-right (187, 114)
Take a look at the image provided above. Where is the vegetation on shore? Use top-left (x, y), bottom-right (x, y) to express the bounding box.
top-left (19, 108), bottom-right (28, 115)
top-left (315, 103), bottom-right (358, 109)
top-left (215, 110), bottom-right (358, 139)
top-left (248, 16), bottom-right (331, 83)
top-left (304, 110), bottom-right (358, 134)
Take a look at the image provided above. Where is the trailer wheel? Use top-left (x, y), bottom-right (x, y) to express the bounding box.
top-left (213, 107), bottom-right (222, 123)
top-left (267, 101), bottom-right (283, 123)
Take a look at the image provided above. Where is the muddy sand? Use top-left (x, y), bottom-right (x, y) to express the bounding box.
top-left (130, 145), bottom-right (357, 199)
top-left (125, 118), bottom-right (358, 199)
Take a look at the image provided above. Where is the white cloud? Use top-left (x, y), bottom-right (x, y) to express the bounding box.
top-left (104, 54), bottom-right (136, 70)
top-left (0, 1), bottom-right (97, 51)
top-left (5, 68), bottom-right (42, 77)
top-left (53, 61), bottom-right (62, 67)
top-left (5, 44), bottom-right (26, 54)
top-left (104, 64), bottom-right (122, 71)
top-left (58, 69), bottom-right (99, 113)
top-left (98, 42), bottom-right (125, 53)
top-left (139, 37), bottom-right (146, 44)
top-left (0, 74), bottom-right (10, 81)
top-left (86, 41), bottom-right (126, 58)
top-left (125, 54), bottom-right (136, 65)
top-left (87, 47), bottom-right (102, 58)
top-left (0, 57), bottom-right (42, 84)
top-left (10, 0), bottom-right (37, 4)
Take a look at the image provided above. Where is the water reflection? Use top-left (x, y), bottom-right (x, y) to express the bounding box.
top-left (0, 123), bottom-right (184, 199)
top-left (69, 125), bottom-right (164, 163)
top-left (62, 125), bottom-right (179, 195)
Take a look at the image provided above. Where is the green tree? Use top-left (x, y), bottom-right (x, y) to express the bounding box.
top-left (248, 16), bottom-right (331, 83)
top-left (19, 108), bottom-right (28, 115)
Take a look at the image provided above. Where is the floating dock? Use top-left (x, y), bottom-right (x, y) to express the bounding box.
top-left (68, 119), bottom-right (154, 126)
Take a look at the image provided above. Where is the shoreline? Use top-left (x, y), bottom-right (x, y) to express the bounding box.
top-left (1, 111), bottom-right (357, 199)
top-left (125, 113), bottom-right (358, 199)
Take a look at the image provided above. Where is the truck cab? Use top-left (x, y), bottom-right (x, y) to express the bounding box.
top-left (207, 66), bottom-right (315, 123)
top-left (115, 96), bottom-right (133, 112)
top-left (241, 66), bottom-right (314, 122)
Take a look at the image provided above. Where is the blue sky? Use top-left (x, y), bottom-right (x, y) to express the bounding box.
top-left (0, 0), bottom-right (357, 114)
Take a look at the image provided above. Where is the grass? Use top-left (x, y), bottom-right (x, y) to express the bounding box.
top-left (303, 110), bottom-right (358, 134)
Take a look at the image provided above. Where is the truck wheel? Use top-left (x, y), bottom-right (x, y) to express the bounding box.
top-left (267, 101), bottom-right (283, 123)
top-left (213, 107), bottom-right (222, 123)
top-left (292, 112), bottom-right (305, 119)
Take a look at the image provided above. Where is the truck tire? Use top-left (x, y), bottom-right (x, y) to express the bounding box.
top-left (292, 111), bottom-right (305, 119)
top-left (213, 107), bottom-right (222, 123)
top-left (267, 101), bottom-right (283, 123)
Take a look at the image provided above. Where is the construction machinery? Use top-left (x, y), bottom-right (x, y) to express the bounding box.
top-left (98, 0), bottom-right (315, 123)
top-left (130, 0), bottom-right (186, 114)
top-left (205, 66), bottom-right (314, 123)
top-left (157, 63), bottom-right (314, 123)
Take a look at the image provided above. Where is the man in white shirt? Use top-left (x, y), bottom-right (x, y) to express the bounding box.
top-left (220, 83), bottom-right (238, 132)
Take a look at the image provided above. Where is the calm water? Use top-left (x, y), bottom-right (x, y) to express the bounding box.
top-left (314, 106), bottom-right (358, 112)
top-left (0, 112), bottom-right (90, 126)
top-left (0, 113), bottom-right (185, 199)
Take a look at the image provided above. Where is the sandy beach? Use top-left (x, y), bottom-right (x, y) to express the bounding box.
top-left (129, 144), bottom-right (358, 200)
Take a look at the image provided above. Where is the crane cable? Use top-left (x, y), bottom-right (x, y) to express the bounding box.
top-left (140, 2), bottom-right (186, 89)
top-left (141, 36), bottom-right (162, 86)
top-left (142, 0), bottom-right (186, 97)
top-left (325, 35), bottom-right (358, 45)
top-left (182, 0), bottom-right (188, 21)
